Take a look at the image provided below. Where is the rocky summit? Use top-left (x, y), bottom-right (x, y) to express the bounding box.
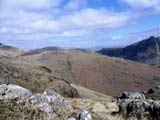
top-left (0, 84), bottom-right (160, 120)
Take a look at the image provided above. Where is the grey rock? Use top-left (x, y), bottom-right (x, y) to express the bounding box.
top-left (28, 94), bottom-right (42, 105)
top-left (43, 89), bottom-right (64, 102)
top-left (0, 84), bottom-right (32, 100)
top-left (0, 84), bottom-right (7, 95)
top-left (37, 102), bottom-right (53, 113)
top-left (120, 91), bottom-right (145, 99)
top-left (79, 111), bottom-right (92, 120)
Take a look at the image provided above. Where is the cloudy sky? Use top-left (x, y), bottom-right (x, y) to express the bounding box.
top-left (0, 0), bottom-right (160, 50)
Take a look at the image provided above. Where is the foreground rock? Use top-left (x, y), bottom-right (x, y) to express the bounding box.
top-left (1, 84), bottom-right (160, 120)
top-left (0, 84), bottom-right (94, 120)
top-left (115, 91), bottom-right (160, 120)
top-left (0, 84), bottom-right (32, 100)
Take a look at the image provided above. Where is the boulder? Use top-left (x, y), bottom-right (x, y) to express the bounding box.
top-left (0, 84), bottom-right (32, 101)
top-left (79, 111), bottom-right (92, 120)
top-left (116, 89), bottom-right (160, 120)
top-left (0, 84), bottom-right (83, 119)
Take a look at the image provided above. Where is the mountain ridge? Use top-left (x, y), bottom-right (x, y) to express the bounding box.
top-left (97, 36), bottom-right (160, 66)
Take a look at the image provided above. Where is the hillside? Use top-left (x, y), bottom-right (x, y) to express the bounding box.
top-left (16, 49), bottom-right (160, 96)
top-left (97, 36), bottom-right (160, 66)
top-left (0, 61), bottom-right (79, 98)
top-left (0, 43), bottom-right (25, 59)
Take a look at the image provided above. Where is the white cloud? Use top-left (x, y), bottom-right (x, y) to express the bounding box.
top-left (60, 8), bottom-right (137, 30)
top-left (0, 0), bottom-right (153, 49)
top-left (64, 0), bottom-right (86, 10)
top-left (0, 0), bottom-right (62, 10)
top-left (0, 0), bottom-right (137, 41)
top-left (121, 0), bottom-right (160, 12)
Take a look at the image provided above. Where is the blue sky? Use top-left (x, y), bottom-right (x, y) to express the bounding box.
top-left (0, 0), bottom-right (160, 50)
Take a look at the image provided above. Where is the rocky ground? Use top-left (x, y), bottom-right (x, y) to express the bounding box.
top-left (0, 84), bottom-right (160, 120)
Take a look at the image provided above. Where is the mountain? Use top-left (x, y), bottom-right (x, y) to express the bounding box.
top-left (0, 43), bottom-right (160, 96)
top-left (97, 36), bottom-right (160, 66)
top-left (0, 43), bottom-right (25, 59)
top-left (21, 47), bottom-right (91, 56)
top-left (15, 48), bottom-right (160, 96)
top-left (1, 40), bottom-right (160, 120)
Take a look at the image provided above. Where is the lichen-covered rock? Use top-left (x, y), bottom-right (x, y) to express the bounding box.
top-left (0, 84), bottom-right (32, 101)
top-left (0, 84), bottom-right (75, 120)
top-left (116, 88), bottom-right (160, 120)
top-left (3, 84), bottom-right (160, 120)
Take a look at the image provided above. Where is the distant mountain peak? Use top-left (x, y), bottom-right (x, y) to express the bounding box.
top-left (97, 36), bottom-right (160, 66)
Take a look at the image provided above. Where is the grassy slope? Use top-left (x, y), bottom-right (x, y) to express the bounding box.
top-left (17, 50), bottom-right (160, 96)
top-left (0, 61), bottom-right (79, 98)
top-left (71, 84), bottom-right (111, 101)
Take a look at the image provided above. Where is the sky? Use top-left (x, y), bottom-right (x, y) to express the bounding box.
top-left (0, 0), bottom-right (160, 50)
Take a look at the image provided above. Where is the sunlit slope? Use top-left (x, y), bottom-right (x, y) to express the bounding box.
top-left (18, 49), bottom-right (160, 96)
top-left (0, 43), bottom-right (25, 59)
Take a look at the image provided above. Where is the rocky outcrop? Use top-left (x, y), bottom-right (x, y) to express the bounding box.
top-left (0, 84), bottom-right (93, 120)
top-left (115, 91), bottom-right (160, 120)
top-left (1, 84), bottom-right (160, 120)
top-left (119, 91), bottom-right (145, 99)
